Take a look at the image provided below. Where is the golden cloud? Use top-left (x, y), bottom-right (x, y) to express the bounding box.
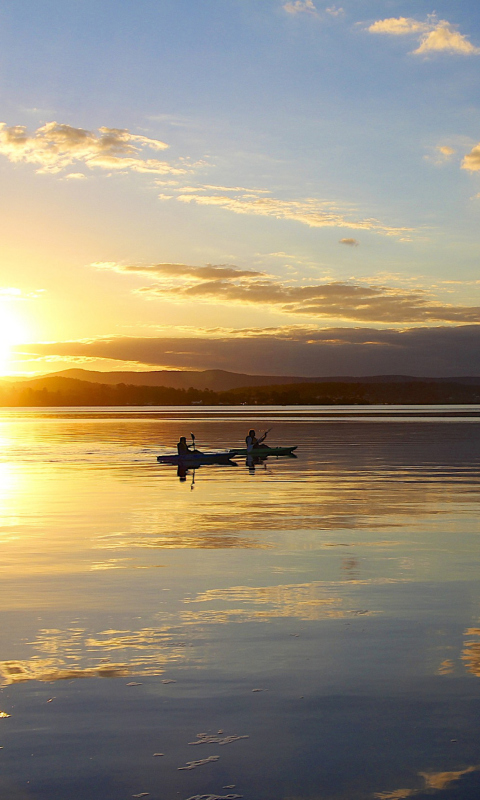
top-left (100, 261), bottom-right (480, 324)
top-left (0, 121), bottom-right (188, 175)
top-left (414, 25), bottom-right (480, 55)
top-left (175, 191), bottom-right (412, 237)
top-left (462, 143), bottom-right (480, 172)
top-left (93, 261), bottom-right (263, 281)
top-left (368, 17), bottom-right (428, 35)
top-left (368, 16), bottom-right (480, 56)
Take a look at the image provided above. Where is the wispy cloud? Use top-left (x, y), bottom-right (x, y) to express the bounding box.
top-left (339, 238), bottom-right (359, 246)
top-left (0, 121), bottom-right (189, 175)
top-left (174, 190), bottom-right (412, 238)
top-left (424, 144), bottom-right (457, 166)
top-left (95, 261), bottom-right (480, 324)
top-left (367, 15), bottom-right (480, 56)
top-left (0, 286), bottom-right (43, 300)
top-left (93, 261), bottom-right (263, 281)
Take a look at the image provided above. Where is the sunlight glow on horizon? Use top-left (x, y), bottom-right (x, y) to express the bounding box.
top-left (0, 307), bottom-right (31, 377)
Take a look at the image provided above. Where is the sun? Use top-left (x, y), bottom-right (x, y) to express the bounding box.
top-left (0, 307), bottom-right (29, 376)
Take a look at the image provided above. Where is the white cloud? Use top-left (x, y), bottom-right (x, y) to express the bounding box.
top-left (462, 143), bottom-right (480, 172)
top-left (368, 16), bottom-right (480, 56)
top-left (0, 286), bottom-right (43, 300)
top-left (0, 121), bottom-right (189, 175)
top-left (283, 0), bottom-right (318, 15)
top-left (414, 24), bottom-right (480, 55)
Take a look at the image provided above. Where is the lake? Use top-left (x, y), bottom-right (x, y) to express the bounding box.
top-left (1, 406), bottom-right (480, 800)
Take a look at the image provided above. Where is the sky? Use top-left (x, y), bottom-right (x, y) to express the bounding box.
top-left (1, 0), bottom-right (480, 377)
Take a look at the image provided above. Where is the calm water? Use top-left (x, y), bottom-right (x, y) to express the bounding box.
top-left (1, 406), bottom-right (480, 800)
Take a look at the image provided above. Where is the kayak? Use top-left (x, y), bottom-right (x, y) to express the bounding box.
top-left (228, 446), bottom-right (297, 457)
top-left (157, 452), bottom-right (236, 466)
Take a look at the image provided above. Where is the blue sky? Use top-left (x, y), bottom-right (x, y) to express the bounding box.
top-left (1, 0), bottom-right (480, 375)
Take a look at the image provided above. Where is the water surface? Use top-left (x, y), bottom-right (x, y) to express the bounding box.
top-left (1, 406), bottom-right (480, 800)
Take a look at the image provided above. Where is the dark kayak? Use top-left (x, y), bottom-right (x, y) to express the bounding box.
top-left (228, 446), bottom-right (297, 457)
top-left (157, 452), bottom-right (236, 466)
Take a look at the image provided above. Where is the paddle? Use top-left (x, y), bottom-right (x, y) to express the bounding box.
top-left (259, 427), bottom-right (272, 444)
top-left (190, 433), bottom-right (197, 490)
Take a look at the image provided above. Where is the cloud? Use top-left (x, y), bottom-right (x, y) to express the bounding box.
top-left (0, 286), bottom-right (43, 300)
top-left (437, 146), bottom-right (455, 157)
top-left (414, 25), bottom-right (480, 55)
top-left (93, 261), bottom-right (263, 281)
top-left (368, 16), bottom-right (480, 56)
top-left (462, 143), bottom-right (480, 172)
top-left (339, 238), bottom-right (359, 246)
top-left (174, 191), bottom-right (412, 237)
top-left (98, 261), bottom-right (480, 324)
top-left (368, 17), bottom-right (428, 36)
top-left (425, 144), bottom-right (457, 166)
top-left (283, 0), bottom-right (318, 16)
top-left (325, 6), bottom-right (344, 17)
top-left (14, 324), bottom-right (480, 377)
top-left (0, 121), bottom-right (189, 175)
top-left (0, 121), bottom-right (403, 240)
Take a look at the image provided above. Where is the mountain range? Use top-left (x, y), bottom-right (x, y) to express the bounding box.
top-left (5, 368), bottom-right (480, 391)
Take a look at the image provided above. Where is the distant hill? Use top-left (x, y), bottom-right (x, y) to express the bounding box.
top-left (2, 373), bottom-right (480, 406)
top-left (7, 368), bottom-right (480, 391)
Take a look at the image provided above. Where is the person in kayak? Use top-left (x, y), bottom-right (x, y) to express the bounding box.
top-left (177, 436), bottom-right (193, 456)
top-left (246, 429), bottom-right (270, 453)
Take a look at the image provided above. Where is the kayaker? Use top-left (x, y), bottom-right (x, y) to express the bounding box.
top-left (177, 436), bottom-right (193, 456)
top-left (246, 429), bottom-right (270, 453)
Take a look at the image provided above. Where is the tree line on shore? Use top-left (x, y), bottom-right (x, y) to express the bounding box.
top-left (1, 376), bottom-right (480, 406)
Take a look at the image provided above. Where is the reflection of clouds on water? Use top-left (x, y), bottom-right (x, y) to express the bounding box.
top-left (0, 660), bottom-right (130, 685)
top-left (96, 531), bottom-right (267, 550)
top-left (182, 580), bottom-right (386, 622)
top-left (375, 765), bottom-right (480, 798)
top-left (436, 659), bottom-right (455, 675)
top-left (0, 625), bottom-right (193, 686)
top-left (462, 627), bottom-right (480, 675)
top-left (99, 472), bottom-right (475, 557)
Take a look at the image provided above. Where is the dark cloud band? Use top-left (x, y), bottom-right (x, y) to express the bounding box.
top-left (14, 324), bottom-right (480, 377)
